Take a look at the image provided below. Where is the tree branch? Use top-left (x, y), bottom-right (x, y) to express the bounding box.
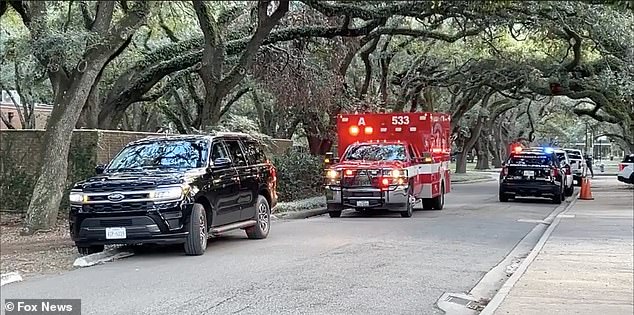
top-left (219, 1), bottom-right (290, 96)
top-left (220, 87), bottom-right (252, 117)
top-left (91, 1), bottom-right (115, 34)
top-left (366, 26), bottom-right (484, 42)
top-left (79, 1), bottom-right (95, 29)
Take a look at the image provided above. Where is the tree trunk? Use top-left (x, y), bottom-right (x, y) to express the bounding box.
top-left (492, 125), bottom-right (504, 168)
top-left (76, 88), bottom-right (100, 129)
top-left (24, 66), bottom-right (103, 234)
top-left (475, 138), bottom-right (490, 170)
top-left (455, 153), bottom-right (468, 173)
top-left (454, 115), bottom-right (486, 173)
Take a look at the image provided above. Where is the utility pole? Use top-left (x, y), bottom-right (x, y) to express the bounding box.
top-left (584, 121), bottom-right (589, 154)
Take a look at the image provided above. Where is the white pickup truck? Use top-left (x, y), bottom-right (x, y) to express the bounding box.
top-left (618, 154), bottom-right (634, 184)
top-left (564, 148), bottom-right (586, 186)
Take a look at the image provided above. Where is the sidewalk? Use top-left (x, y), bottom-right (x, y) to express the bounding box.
top-left (493, 177), bottom-right (634, 315)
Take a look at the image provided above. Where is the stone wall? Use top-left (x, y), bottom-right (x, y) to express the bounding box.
top-left (0, 129), bottom-right (293, 212)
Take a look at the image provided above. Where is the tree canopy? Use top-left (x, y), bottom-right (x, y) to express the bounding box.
top-left (0, 1), bottom-right (632, 232)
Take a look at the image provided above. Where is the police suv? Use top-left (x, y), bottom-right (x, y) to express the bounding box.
top-left (499, 146), bottom-right (566, 204)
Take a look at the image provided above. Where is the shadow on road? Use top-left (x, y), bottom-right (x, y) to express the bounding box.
top-left (122, 234), bottom-right (252, 257)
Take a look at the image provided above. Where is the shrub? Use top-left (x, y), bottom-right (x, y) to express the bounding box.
top-left (272, 151), bottom-right (324, 202)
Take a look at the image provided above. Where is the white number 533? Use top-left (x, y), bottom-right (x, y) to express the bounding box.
top-left (391, 115), bottom-right (410, 125)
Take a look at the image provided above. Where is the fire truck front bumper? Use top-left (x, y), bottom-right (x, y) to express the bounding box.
top-left (324, 185), bottom-right (409, 212)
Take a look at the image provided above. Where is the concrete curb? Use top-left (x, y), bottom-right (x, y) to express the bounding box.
top-left (274, 207), bottom-right (329, 220)
top-left (479, 194), bottom-right (579, 315)
top-left (451, 177), bottom-right (497, 185)
top-left (0, 271), bottom-right (23, 286)
top-left (73, 248), bottom-right (135, 268)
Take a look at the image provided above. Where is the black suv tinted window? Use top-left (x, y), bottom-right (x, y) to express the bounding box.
top-left (210, 141), bottom-right (230, 161)
top-left (623, 155), bottom-right (634, 163)
top-left (242, 140), bottom-right (267, 165)
top-left (224, 139), bottom-right (248, 167)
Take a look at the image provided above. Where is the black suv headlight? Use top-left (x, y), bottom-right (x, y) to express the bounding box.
top-left (150, 185), bottom-right (188, 202)
top-left (69, 190), bottom-right (85, 204)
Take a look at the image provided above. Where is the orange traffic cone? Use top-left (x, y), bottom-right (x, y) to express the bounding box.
top-left (579, 176), bottom-right (594, 200)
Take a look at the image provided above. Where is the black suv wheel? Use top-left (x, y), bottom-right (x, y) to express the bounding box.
top-left (246, 195), bottom-right (270, 239)
top-left (77, 245), bottom-right (104, 255)
top-left (499, 191), bottom-right (510, 202)
top-left (184, 203), bottom-right (208, 256)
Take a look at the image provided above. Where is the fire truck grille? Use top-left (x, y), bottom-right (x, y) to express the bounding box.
top-left (341, 170), bottom-right (380, 187)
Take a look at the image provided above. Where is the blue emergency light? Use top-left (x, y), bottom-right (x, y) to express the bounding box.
top-left (543, 147), bottom-right (554, 154)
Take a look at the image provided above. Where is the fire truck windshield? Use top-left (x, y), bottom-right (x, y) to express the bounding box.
top-left (343, 144), bottom-right (406, 162)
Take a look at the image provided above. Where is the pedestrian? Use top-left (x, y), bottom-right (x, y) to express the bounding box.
top-left (585, 154), bottom-right (594, 178)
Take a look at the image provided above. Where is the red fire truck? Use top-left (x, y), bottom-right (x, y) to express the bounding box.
top-left (323, 112), bottom-right (452, 218)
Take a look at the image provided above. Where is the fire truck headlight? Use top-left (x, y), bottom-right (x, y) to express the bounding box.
top-left (391, 169), bottom-right (407, 178)
top-left (326, 169), bottom-right (339, 179)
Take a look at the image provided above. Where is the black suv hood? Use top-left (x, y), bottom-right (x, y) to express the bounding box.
top-left (75, 168), bottom-right (206, 192)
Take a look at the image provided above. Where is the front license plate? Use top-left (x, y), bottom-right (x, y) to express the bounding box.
top-left (105, 227), bottom-right (126, 239)
top-left (356, 200), bottom-right (370, 207)
top-left (523, 170), bottom-right (535, 177)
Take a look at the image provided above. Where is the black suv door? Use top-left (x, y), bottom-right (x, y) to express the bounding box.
top-left (239, 139), bottom-right (267, 220)
top-left (208, 140), bottom-right (241, 226)
top-left (222, 139), bottom-right (255, 222)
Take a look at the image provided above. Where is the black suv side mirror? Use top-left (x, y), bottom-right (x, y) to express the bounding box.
top-left (212, 158), bottom-right (232, 169)
top-left (95, 164), bottom-right (106, 174)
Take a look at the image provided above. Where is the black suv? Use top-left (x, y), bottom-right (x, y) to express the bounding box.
top-left (68, 132), bottom-right (277, 256)
top-left (499, 148), bottom-right (565, 204)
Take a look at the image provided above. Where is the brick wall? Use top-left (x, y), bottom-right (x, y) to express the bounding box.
top-left (0, 129), bottom-right (293, 212)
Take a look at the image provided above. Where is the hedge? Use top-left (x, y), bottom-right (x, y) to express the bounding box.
top-left (272, 151), bottom-right (324, 202)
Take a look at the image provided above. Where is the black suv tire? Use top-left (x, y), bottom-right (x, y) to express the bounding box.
top-left (246, 195), bottom-right (270, 239)
top-left (184, 203), bottom-right (208, 256)
top-left (499, 191), bottom-right (509, 202)
top-left (328, 211), bottom-right (342, 218)
top-left (552, 191), bottom-right (563, 204)
top-left (77, 245), bottom-right (104, 255)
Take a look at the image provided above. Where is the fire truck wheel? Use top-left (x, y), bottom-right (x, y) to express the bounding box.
top-left (432, 182), bottom-right (445, 210)
top-left (328, 211), bottom-right (342, 218)
top-left (400, 186), bottom-right (414, 218)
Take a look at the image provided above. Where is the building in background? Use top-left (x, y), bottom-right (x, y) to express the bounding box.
top-left (0, 90), bottom-right (53, 129)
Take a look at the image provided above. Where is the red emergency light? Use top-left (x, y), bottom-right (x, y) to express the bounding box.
top-left (349, 125), bottom-right (360, 136)
top-left (364, 126), bottom-right (373, 135)
top-left (432, 148), bottom-right (442, 154)
top-left (513, 146), bottom-right (523, 154)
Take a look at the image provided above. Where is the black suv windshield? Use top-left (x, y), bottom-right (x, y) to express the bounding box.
top-left (344, 144), bottom-right (406, 161)
top-left (107, 139), bottom-right (210, 172)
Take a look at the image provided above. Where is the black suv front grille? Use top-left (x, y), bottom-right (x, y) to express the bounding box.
top-left (99, 219), bottom-right (134, 227)
top-left (83, 181), bottom-right (156, 193)
top-left (83, 201), bottom-right (153, 212)
top-left (88, 193), bottom-right (150, 202)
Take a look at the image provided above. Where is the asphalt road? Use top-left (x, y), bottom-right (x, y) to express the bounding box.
top-left (2, 179), bottom-right (562, 315)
